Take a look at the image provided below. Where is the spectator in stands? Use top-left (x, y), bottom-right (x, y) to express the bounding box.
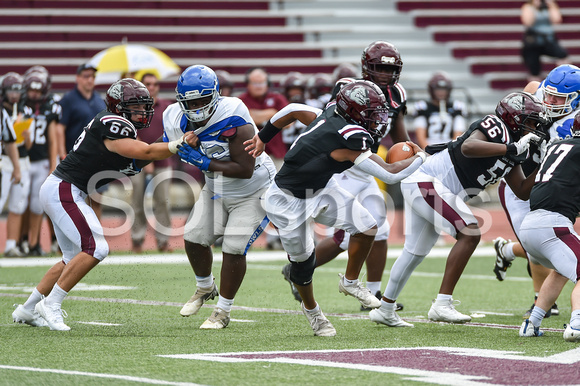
top-left (413, 71), bottom-right (467, 149)
top-left (130, 73), bottom-right (173, 253)
top-left (238, 67), bottom-right (288, 168)
top-left (521, 0), bottom-right (568, 82)
top-left (57, 63), bottom-right (107, 222)
top-left (215, 70), bottom-right (234, 97)
top-left (1, 72), bottom-right (31, 257)
top-left (20, 67), bottom-right (61, 256)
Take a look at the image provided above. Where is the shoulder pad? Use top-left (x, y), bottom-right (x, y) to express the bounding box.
top-left (452, 100), bottom-right (466, 112)
top-left (52, 103), bottom-right (62, 115)
top-left (392, 83), bottom-right (407, 102)
top-left (336, 77), bottom-right (356, 86)
top-left (414, 100), bottom-right (428, 111)
top-left (100, 114), bottom-right (137, 139)
top-left (479, 115), bottom-right (510, 144)
top-left (338, 124), bottom-right (373, 151)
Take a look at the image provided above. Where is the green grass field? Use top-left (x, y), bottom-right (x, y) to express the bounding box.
top-left (0, 246), bottom-right (577, 385)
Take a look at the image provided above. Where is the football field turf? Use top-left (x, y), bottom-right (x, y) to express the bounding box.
top-left (1, 246), bottom-right (578, 385)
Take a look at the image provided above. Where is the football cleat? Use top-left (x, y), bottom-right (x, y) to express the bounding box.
top-left (359, 291), bottom-right (404, 312)
top-left (492, 237), bottom-right (512, 281)
top-left (563, 324), bottom-right (580, 342)
top-left (369, 307), bottom-right (414, 327)
top-left (180, 281), bottom-right (218, 317)
top-left (281, 263), bottom-right (302, 302)
top-left (4, 247), bottom-right (24, 257)
top-left (34, 299), bottom-right (70, 331)
top-left (428, 298), bottom-right (471, 323)
top-left (520, 319), bottom-right (543, 337)
top-left (338, 273), bottom-right (381, 309)
top-left (523, 299), bottom-right (557, 319)
top-left (199, 307), bottom-right (230, 330)
top-left (12, 304), bottom-right (48, 327)
top-left (301, 302), bottom-right (336, 337)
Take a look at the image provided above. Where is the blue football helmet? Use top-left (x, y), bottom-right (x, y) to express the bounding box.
top-left (176, 65), bottom-right (220, 122)
top-left (542, 64), bottom-right (580, 119)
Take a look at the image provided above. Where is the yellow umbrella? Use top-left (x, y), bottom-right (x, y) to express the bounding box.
top-left (87, 44), bottom-right (181, 84)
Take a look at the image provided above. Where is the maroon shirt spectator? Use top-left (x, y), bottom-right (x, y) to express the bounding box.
top-left (238, 67), bottom-right (289, 160)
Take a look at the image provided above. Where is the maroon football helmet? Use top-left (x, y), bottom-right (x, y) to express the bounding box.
top-left (307, 73), bottom-right (333, 99)
top-left (215, 70), bottom-right (233, 94)
top-left (1, 72), bottom-right (23, 104)
top-left (361, 41), bottom-right (403, 88)
top-left (280, 71), bottom-right (306, 90)
top-left (336, 80), bottom-right (389, 139)
top-left (332, 63), bottom-right (358, 83)
top-left (23, 71), bottom-right (50, 102)
top-left (572, 112), bottom-right (580, 137)
top-left (106, 78), bottom-right (154, 129)
top-left (280, 71), bottom-right (306, 103)
top-left (24, 65), bottom-right (52, 93)
top-left (495, 92), bottom-right (548, 140)
top-left (1, 72), bottom-right (23, 93)
top-left (428, 71), bottom-right (453, 101)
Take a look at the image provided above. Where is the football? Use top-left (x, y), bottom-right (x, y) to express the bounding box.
top-left (386, 142), bottom-right (416, 163)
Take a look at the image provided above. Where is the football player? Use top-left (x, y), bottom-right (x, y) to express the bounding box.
top-left (0, 73), bottom-right (22, 212)
top-left (12, 78), bottom-right (189, 330)
top-left (215, 69), bottom-right (234, 97)
top-left (413, 71), bottom-right (467, 149)
top-left (19, 67), bottom-right (62, 256)
top-left (167, 65), bottom-right (276, 330)
top-left (371, 92), bottom-right (546, 326)
top-left (492, 64), bottom-right (580, 318)
top-left (279, 71), bottom-right (307, 150)
top-left (0, 72), bottom-right (31, 257)
top-left (309, 41), bottom-right (412, 310)
top-left (245, 80), bottom-right (427, 336)
top-left (518, 112), bottom-right (580, 341)
top-left (305, 72), bottom-right (333, 109)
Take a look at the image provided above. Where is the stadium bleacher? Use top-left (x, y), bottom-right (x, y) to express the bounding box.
top-left (397, 0), bottom-right (580, 91)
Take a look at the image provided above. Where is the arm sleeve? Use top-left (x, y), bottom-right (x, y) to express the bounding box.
top-left (355, 155), bottom-right (423, 185)
top-left (270, 103), bottom-right (322, 125)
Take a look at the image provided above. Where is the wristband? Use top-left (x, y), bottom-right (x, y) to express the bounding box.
top-left (168, 139), bottom-right (181, 154)
top-left (257, 121), bottom-right (282, 143)
top-left (506, 143), bottom-right (517, 155)
top-left (416, 151), bottom-right (427, 162)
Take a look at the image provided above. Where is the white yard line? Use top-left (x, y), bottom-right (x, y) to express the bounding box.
top-left (0, 365), bottom-right (204, 385)
top-left (1, 292), bottom-right (563, 332)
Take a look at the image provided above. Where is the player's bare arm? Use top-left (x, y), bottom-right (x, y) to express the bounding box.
top-left (244, 103), bottom-right (321, 157)
top-left (205, 123), bottom-right (256, 179)
top-left (461, 130), bottom-right (510, 157)
top-left (504, 164), bottom-right (538, 201)
top-left (104, 131), bottom-right (194, 160)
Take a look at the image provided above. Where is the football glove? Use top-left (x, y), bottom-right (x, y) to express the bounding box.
top-left (177, 143), bottom-right (211, 171)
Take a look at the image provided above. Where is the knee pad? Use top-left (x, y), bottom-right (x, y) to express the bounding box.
top-left (90, 240), bottom-right (109, 261)
top-left (290, 251), bottom-right (317, 286)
